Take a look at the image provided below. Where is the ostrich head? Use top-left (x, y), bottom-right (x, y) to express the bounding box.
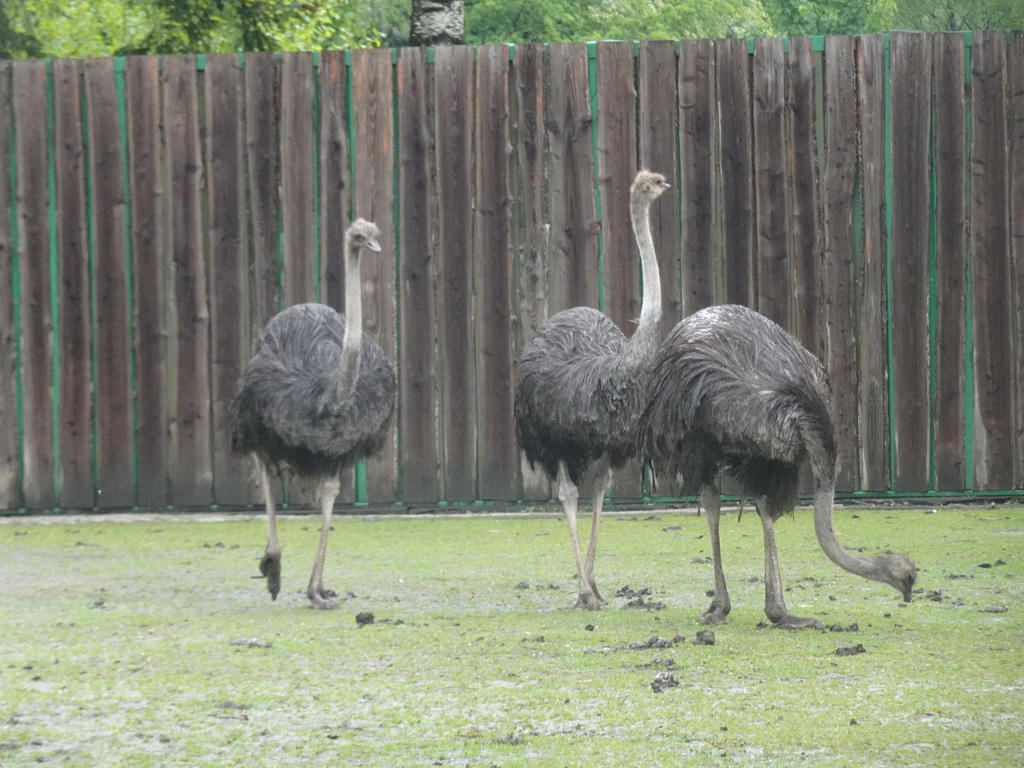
top-left (879, 552), bottom-right (917, 602)
top-left (347, 218), bottom-right (382, 253)
top-left (631, 170), bottom-right (671, 205)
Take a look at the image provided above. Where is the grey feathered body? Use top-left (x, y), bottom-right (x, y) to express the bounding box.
top-left (515, 305), bottom-right (658, 486)
top-left (231, 303), bottom-right (396, 481)
top-left (638, 304), bottom-right (836, 519)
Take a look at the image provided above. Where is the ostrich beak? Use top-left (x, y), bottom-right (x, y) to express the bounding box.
top-left (365, 238), bottom-right (381, 253)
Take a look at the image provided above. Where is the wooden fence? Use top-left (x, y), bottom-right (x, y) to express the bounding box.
top-left (0, 30), bottom-right (1022, 512)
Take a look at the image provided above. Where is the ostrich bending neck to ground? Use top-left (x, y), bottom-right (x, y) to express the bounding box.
top-left (515, 170), bottom-right (671, 610)
top-left (639, 304), bottom-right (916, 628)
top-left (231, 218), bottom-right (396, 609)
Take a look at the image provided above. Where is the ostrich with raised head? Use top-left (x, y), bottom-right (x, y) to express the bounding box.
top-left (638, 304), bottom-right (916, 628)
top-left (231, 218), bottom-right (396, 610)
top-left (515, 169), bottom-right (671, 610)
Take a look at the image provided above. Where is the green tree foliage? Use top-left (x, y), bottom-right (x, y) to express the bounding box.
top-left (2, 0), bottom-right (381, 58)
top-left (465, 0), bottom-right (774, 44)
top-left (764, 0), bottom-right (896, 35)
top-left (893, 0), bottom-right (1024, 30)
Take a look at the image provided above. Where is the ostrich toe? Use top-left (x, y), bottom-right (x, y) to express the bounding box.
top-left (259, 551), bottom-right (282, 600)
top-left (307, 588), bottom-right (338, 610)
top-left (771, 612), bottom-right (824, 630)
top-left (574, 591), bottom-right (603, 611)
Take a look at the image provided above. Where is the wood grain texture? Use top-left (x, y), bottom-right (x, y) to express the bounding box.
top-left (546, 43), bottom-right (599, 314)
top-left (162, 55), bottom-right (211, 506)
top-left (595, 41), bottom-right (641, 500)
top-left (280, 52), bottom-right (316, 307)
top-left (715, 38), bottom-right (754, 307)
top-left (822, 36), bottom-right (859, 492)
top-left (638, 40), bottom-right (681, 336)
top-left (396, 47), bottom-right (440, 503)
top-left (434, 45), bottom-right (477, 502)
top-left (125, 56), bottom-right (167, 508)
top-left (678, 38), bottom-right (715, 316)
top-left (351, 48), bottom-right (397, 503)
top-left (509, 43), bottom-right (550, 502)
top-left (856, 34), bottom-right (891, 492)
top-left (970, 31), bottom-right (1014, 490)
top-left (205, 53), bottom-right (251, 506)
top-left (14, 59), bottom-right (56, 509)
top-left (1010, 31), bottom-right (1024, 490)
top-left (752, 37), bottom-right (790, 329)
top-left (0, 61), bottom-right (20, 509)
top-left (932, 34), bottom-right (967, 491)
top-left (85, 58), bottom-right (134, 508)
top-left (889, 32), bottom-right (932, 492)
top-left (786, 37), bottom-right (822, 360)
top-left (474, 45), bottom-right (516, 501)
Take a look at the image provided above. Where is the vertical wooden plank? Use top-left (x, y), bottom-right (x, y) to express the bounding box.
top-left (715, 38), bottom-right (754, 306)
top-left (14, 60), bottom-right (57, 510)
top-left (475, 45), bottom-right (516, 501)
top-left (52, 59), bottom-right (93, 509)
top-left (856, 35), bottom-right (892, 492)
top-left (509, 43), bottom-right (549, 502)
top-left (319, 50), bottom-right (351, 314)
top-left (205, 53), bottom-right (250, 506)
top-left (162, 55), bottom-right (211, 507)
top-left (932, 34), bottom-right (967, 491)
top-left (1009, 31), bottom-right (1024, 490)
top-left (786, 37), bottom-right (822, 359)
top-left (752, 37), bottom-right (790, 329)
top-left (244, 51), bottom-right (281, 330)
top-left (890, 32), bottom-right (932, 493)
top-left (125, 56), bottom-right (167, 508)
top-left (84, 58), bottom-right (134, 508)
top-left (0, 61), bottom-right (20, 509)
top-left (351, 48), bottom-right (397, 504)
top-left (678, 38), bottom-right (715, 316)
top-left (596, 42), bottom-right (638, 336)
top-left (434, 45), bottom-right (476, 502)
top-left (970, 30), bottom-right (1014, 490)
top-left (280, 52), bottom-right (316, 307)
top-left (546, 43), bottom-right (599, 314)
top-left (318, 49), bottom-right (354, 504)
top-left (638, 40), bottom-right (681, 335)
top-left (596, 41), bottom-right (641, 500)
top-left (822, 35), bottom-right (859, 492)
top-left (396, 47), bottom-right (440, 503)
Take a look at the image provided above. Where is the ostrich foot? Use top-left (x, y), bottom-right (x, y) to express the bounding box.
top-left (699, 605), bottom-right (730, 625)
top-left (770, 612), bottom-right (824, 630)
top-left (574, 591), bottom-right (604, 611)
top-left (259, 551), bottom-right (282, 601)
top-left (307, 587), bottom-right (338, 610)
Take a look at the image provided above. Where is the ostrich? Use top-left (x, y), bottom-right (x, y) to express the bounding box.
top-left (638, 304), bottom-right (916, 628)
top-left (514, 169), bottom-right (671, 610)
top-left (230, 218), bottom-right (396, 610)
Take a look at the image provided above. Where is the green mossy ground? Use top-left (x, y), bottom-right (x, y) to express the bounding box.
top-left (1, 505), bottom-right (1021, 766)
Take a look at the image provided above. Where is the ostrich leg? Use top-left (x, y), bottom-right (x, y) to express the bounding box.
top-left (256, 457), bottom-right (282, 600)
top-left (306, 476), bottom-right (342, 610)
top-left (557, 463), bottom-right (602, 611)
top-left (581, 458), bottom-right (612, 606)
top-left (699, 484), bottom-right (731, 624)
top-left (756, 498), bottom-right (823, 629)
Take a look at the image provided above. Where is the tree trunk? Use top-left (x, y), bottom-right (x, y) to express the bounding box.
top-left (409, 0), bottom-right (464, 47)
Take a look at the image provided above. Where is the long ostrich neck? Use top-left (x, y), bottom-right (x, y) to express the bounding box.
top-left (625, 196), bottom-right (662, 361)
top-left (811, 483), bottom-right (895, 586)
top-left (333, 243), bottom-right (363, 401)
